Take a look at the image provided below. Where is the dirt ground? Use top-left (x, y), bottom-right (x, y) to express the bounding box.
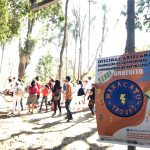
top-left (0, 98), bottom-right (148, 150)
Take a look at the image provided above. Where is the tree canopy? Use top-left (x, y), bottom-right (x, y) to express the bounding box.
top-left (35, 52), bottom-right (53, 82)
top-left (0, 0), bottom-right (29, 45)
top-left (136, 0), bottom-right (150, 31)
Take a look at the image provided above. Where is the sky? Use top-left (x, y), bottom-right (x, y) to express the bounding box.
top-left (29, 0), bottom-right (150, 79)
top-left (29, 0), bottom-right (149, 60)
top-left (66, 0), bottom-right (126, 58)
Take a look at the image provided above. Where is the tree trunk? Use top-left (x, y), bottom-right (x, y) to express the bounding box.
top-left (58, 0), bottom-right (69, 81)
top-left (0, 44), bottom-right (5, 74)
top-left (18, 18), bottom-right (35, 79)
top-left (79, 33), bottom-right (83, 80)
top-left (77, 15), bottom-right (86, 81)
top-left (88, 0), bottom-right (91, 69)
top-left (18, 53), bottom-right (30, 79)
top-left (125, 0), bottom-right (136, 149)
top-left (100, 12), bottom-right (106, 56)
top-left (77, 48), bottom-right (80, 81)
top-left (65, 31), bottom-right (68, 76)
top-left (73, 37), bottom-right (77, 81)
top-left (27, 17), bottom-right (35, 38)
top-left (81, 6), bottom-right (108, 80)
top-left (125, 0), bottom-right (135, 53)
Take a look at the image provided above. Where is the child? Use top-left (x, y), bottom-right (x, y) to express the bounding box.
top-left (39, 84), bottom-right (49, 113)
top-left (87, 84), bottom-right (95, 115)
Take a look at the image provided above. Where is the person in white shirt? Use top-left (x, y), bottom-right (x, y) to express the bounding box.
top-left (12, 80), bottom-right (24, 115)
top-left (3, 77), bottom-right (15, 97)
top-left (84, 77), bottom-right (92, 104)
top-left (86, 77), bottom-right (92, 91)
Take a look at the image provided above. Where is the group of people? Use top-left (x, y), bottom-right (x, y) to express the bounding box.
top-left (2, 75), bottom-right (95, 122)
top-left (76, 77), bottom-right (95, 115)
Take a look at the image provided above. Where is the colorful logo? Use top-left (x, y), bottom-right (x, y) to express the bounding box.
top-left (104, 79), bottom-right (143, 117)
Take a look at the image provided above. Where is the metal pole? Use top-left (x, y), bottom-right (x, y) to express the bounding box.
top-left (128, 146), bottom-right (136, 150)
top-left (126, 0), bottom-right (136, 149)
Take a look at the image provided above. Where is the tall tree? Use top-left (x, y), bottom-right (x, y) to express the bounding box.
top-left (18, 1), bottom-right (63, 79)
top-left (67, 2), bottom-right (109, 81)
top-left (58, 0), bottom-right (69, 81)
top-left (87, 0), bottom-right (96, 69)
top-left (18, 1), bottom-right (36, 79)
top-left (71, 5), bottom-right (80, 81)
top-left (100, 3), bottom-right (109, 56)
top-left (78, 15), bottom-right (86, 81)
top-left (0, 0), bottom-right (26, 74)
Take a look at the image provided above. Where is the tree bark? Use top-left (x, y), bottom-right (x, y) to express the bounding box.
top-left (18, 18), bottom-right (35, 79)
top-left (73, 37), bottom-right (77, 81)
top-left (125, 0), bottom-right (135, 53)
top-left (58, 0), bottom-right (69, 81)
top-left (18, 53), bottom-right (30, 79)
top-left (65, 32), bottom-right (68, 76)
top-left (78, 15), bottom-right (86, 81)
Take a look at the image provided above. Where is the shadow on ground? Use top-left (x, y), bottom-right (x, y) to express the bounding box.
top-left (0, 107), bottom-right (111, 150)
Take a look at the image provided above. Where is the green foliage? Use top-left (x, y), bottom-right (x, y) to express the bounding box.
top-left (70, 6), bottom-right (80, 39)
top-left (35, 52), bottom-right (53, 82)
top-left (121, 1), bottom-right (150, 31)
top-left (0, 0), bottom-right (64, 45)
top-left (20, 36), bottom-right (37, 55)
top-left (101, 3), bottom-right (110, 13)
top-left (0, 0), bottom-right (9, 44)
top-left (0, 0), bottom-right (29, 45)
top-left (30, 2), bottom-right (64, 28)
top-left (136, 0), bottom-right (150, 31)
top-left (38, 2), bottom-right (65, 43)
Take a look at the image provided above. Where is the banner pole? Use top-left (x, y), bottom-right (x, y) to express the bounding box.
top-left (128, 146), bottom-right (136, 150)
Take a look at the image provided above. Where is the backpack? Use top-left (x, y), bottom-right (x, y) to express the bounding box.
top-left (16, 85), bottom-right (24, 96)
top-left (54, 89), bottom-right (61, 100)
top-left (54, 88), bottom-right (61, 96)
top-left (77, 88), bottom-right (85, 96)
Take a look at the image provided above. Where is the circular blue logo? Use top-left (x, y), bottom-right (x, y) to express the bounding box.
top-left (104, 79), bottom-right (143, 117)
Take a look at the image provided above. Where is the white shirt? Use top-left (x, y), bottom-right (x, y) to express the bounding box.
top-left (86, 80), bottom-right (92, 90)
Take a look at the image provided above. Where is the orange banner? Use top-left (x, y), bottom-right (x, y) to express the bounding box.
top-left (96, 51), bottom-right (150, 147)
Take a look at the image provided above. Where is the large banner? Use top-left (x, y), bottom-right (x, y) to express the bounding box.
top-left (95, 50), bottom-right (150, 147)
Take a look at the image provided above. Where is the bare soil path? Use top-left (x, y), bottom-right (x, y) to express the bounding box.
top-left (0, 98), bottom-right (148, 150)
